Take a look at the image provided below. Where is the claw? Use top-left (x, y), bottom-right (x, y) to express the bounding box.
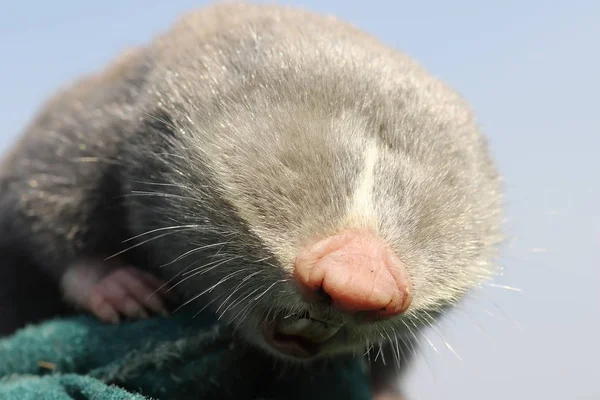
top-left (61, 261), bottom-right (170, 323)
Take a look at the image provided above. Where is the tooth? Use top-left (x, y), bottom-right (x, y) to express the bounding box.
top-left (278, 318), bottom-right (312, 335)
top-left (276, 318), bottom-right (341, 343)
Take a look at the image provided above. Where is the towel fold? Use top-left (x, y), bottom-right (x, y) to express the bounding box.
top-left (0, 313), bottom-right (371, 400)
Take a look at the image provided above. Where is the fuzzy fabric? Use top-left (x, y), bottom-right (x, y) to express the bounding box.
top-left (0, 313), bottom-right (371, 400)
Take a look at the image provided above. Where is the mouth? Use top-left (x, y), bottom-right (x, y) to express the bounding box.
top-left (262, 312), bottom-right (343, 359)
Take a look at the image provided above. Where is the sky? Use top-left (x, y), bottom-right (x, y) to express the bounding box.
top-left (1, 1), bottom-right (599, 399)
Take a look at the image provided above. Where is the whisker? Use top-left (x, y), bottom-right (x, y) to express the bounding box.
top-left (174, 267), bottom-right (247, 312)
top-left (374, 346), bottom-right (383, 363)
top-left (122, 224), bottom-right (199, 243)
top-left (364, 342), bottom-right (373, 362)
top-left (422, 311), bottom-right (462, 361)
top-left (209, 239), bottom-right (235, 262)
top-left (227, 287), bottom-right (265, 325)
top-left (232, 299), bottom-right (262, 327)
top-left (455, 307), bottom-right (495, 344)
top-left (130, 180), bottom-right (189, 188)
top-left (392, 334), bottom-right (402, 367)
top-left (179, 258), bottom-right (230, 278)
top-left (217, 270), bottom-right (264, 315)
top-left (179, 255), bottom-right (243, 280)
top-left (226, 286), bottom-right (264, 324)
top-left (105, 231), bottom-right (177, 260)
top-left (485, 298), bottom-right (521, 329)
top-left (402, 336), bottom-right (417, 358)
top-left (381, 329), bottom-right (398, 368)
top-left (147, 256), bottom-right (208, 299)
top-left (228, 278), bottom-right (287, 327)
top-left (420, 331), bottom-right (440, 356)
top-left (159, 241), bottom-right (233, 269)
top-left (232, 279), bottom-right (289, 326)
top-left (482, 308), bottom-right (504, 320)
top-left (122, 190), bottom-right (204, 203)
top-left (192, 291), bottom-right (229, 318)
top-left (254, 279), bottom-right (288, 302)
top-left (170, 257), bottom-right (241, 292)
top-left (397, 336), bottom-right (410, 364)
top-left (486, 283), bottom-right (522, 292)
top-left (71, 156), bottom-right (121, 165)
top-left (252, 255), bottom-right (274, 263)
top-left (379, 342), bottom-right (387, 366)
top-left (134, 107), bottom-right (179, 131)
top-left (400, 319), bottom-right (421, 347)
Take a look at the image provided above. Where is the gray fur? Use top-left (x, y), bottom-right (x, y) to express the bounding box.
top-left (0, 2), bottom-right (503, 392)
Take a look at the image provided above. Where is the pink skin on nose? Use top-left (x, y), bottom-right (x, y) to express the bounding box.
top-left (293, 231), bottom-right (413, 318)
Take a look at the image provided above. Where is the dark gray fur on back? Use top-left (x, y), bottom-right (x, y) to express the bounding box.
top-left (0, 2), bottom-right (503, 383)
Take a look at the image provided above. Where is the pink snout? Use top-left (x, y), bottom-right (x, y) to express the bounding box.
top-left (293, 230), bottom-right (413, 319)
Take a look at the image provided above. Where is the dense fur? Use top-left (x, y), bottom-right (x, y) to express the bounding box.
top-left (0, 2), bottom-right (503, 395)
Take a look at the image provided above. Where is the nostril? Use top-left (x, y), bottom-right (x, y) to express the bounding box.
top-left (315, 287), bottom-right (332, 305)
top-left (295, 283), bottom-right (333, 305)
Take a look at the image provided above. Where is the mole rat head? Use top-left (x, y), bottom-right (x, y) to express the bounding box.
top-left (161, 77), bottom-right (503, 363)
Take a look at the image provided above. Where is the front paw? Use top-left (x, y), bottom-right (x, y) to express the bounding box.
top-left (61, 261), bottom-right (170, 324)
top-left (88, 267), bottom-right (169, 323)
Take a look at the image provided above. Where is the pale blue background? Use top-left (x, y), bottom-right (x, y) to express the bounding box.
top-left (1, 1), bottom-right (598, 399)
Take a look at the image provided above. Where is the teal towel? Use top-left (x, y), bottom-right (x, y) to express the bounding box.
top-left (0, 314), bottom-right (371, 399)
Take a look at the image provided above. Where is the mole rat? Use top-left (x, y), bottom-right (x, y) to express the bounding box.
top-left (0, 2), bottom-right (503, 397)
